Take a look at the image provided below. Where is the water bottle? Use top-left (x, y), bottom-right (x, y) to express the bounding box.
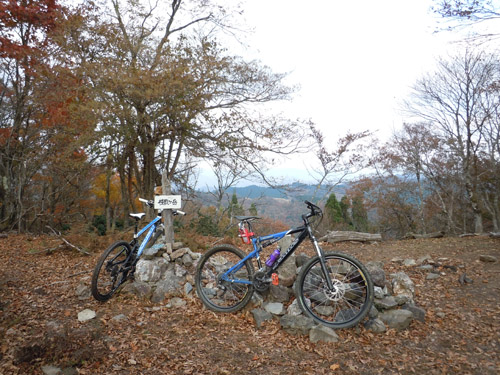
top-left (265, 248), bottom-right (281, 267)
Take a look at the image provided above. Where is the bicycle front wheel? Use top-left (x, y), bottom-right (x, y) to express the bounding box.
top-left (91, 241), bottom-right (132, 302)
top-left (296, 252), bottom-right (374, 329)
top-left (195, 244), bottom-right (254, 313)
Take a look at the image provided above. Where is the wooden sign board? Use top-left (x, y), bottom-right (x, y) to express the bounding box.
top-left (154, 195), bottom-right (181, 210)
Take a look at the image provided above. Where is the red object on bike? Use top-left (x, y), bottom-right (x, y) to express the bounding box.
top-left (271, 273), bottom-right (279, 286)
top-left (238, 227), bottom-right (254, 244)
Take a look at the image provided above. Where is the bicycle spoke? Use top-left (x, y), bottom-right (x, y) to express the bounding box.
top-left (297, 252), bottom-right (373, 329)
top-left (92, 241), bottom-right (132, 302)
top-left (195, 245), bottom-right (254, 313)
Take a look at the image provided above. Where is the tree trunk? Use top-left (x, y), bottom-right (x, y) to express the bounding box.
top-left (161, 170), bottom-right (174, 244)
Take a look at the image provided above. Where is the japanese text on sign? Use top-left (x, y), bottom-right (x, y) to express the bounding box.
top-left (154, 195), bottom-right (181, 210)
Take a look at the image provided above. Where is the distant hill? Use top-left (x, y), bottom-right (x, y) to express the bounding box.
top-left (196, 182), bottom-right (348, 225)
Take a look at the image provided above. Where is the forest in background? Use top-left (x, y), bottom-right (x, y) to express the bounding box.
top-left (1, 0), bottom-right (500, 239)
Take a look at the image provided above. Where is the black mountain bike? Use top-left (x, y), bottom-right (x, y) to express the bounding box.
top-left (195, 201), bottom-right (374, 329)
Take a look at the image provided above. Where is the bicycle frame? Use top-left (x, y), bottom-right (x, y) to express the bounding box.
top-left (220, 217), bottom-right (328, 286)
top-left (131, 215), bottom-right (162, 257)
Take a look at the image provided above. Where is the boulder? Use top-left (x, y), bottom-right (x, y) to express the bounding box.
top-left (379, 309), bottom-right (414, 331)
top-left (280, 314), bottom-right (315, 336)
top-left (391, 272), bottom-right (415, 303)
top-left (309, 325), bottom-right (339, 343)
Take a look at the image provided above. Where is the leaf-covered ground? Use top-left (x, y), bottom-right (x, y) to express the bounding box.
top-left (0, 234), bottom-right (499, 374)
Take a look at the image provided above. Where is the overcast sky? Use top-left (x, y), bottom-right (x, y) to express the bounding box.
top-left (198, 0), bottom-right (495, 188)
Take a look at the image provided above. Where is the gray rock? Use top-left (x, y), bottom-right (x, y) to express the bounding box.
top-left (402, 304), bottom-right (426, 322)
top-left (42, 365), bottom-right (62, 375)
top-left (155, 271), bottom-right (183, 296)
top-left (286, 299), bottom-right (303, 316)
top-left (402, 259), bottom-right (416, 267)
top-left (418, 264), bottom-right (434, 271)
top-left (251, 308), bottom-right (273, 328)
top-left (364, 318), bottom-right (386, 333)
top-left (269, 285), bottom-right (292, 303)
top-left (416, 255), bottom-right (432, 265)
top-left (394, 295), bottom-right (410, 305)
top-left (111, 314), bottom-right (128, 322)
top-left (479, 255), bottom-right (497, 263)
top-left (277, 255), bottom-right (297, 287)
top-left (280, 314), bottom-right (315, 336)
top-left (264, 302), bottom-right (286, 315)
top-left (250, 292), bottom-right (265, 308)
top-left (390, 257), bottom-right (404, 264)
top-left (171, 248), bottom-right (189, 261)
top-left (135, 259), bottom-right (162, 283)
top-left (151, 286), bottom-right (167, 303)
top-left (426, 273), bottom-right (440, 280)
top-left (143, 242), bottom-right (164, 259)
top-left (391, 272), bottom-right (415, 303)
top-left (379, 309), bottom-right (414, 331)
top-left (368, 305), bottom-right (379, 319)
top-left (374, 286), bottom-right (385, 299)
top-left (295, 253), bottom-right (310, 268)
top-left (131, 281), bottom-right (152, 298)
top-left (309, 325), bottom-right (339, 343)
top-left (77, 309), bottom-right (96, 322)
top-left (365, 262), bottom-right (386, 287)
top-left (168, 297), bottom-right (186, 308)
top-left (75, 283), bottom-right (91, 300)
top-left (278, 235), bottom-right (293, 251)
top-left (181, 253), bottom-right (193, 267)
top-left (172, 242), bottom-right (184, 250)
top-left (184, 282), bottom-right (193, 296)
top-left (174, 264), bottom-right (188, 278)
top-left (374, 296), bottom-right (398, 310)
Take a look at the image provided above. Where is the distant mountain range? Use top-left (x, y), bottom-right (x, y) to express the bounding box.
top-left (196, 182), bottom-right (347, 225)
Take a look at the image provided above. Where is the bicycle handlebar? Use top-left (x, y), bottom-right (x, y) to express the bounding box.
top-left (304, 200), bottom-right (322, 217)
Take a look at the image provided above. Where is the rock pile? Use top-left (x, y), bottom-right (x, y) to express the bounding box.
top-left (121, 240), bottom-right (201, 303)
top-left (80, 238), bottom-right (441, 342)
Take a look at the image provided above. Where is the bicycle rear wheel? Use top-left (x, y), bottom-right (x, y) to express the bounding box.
top-left (195, 244), bottom-right (254, 313)
top-left (91, 241), bottom-right (132, 302)
top-left (296, 252), bottom-right (373, 329)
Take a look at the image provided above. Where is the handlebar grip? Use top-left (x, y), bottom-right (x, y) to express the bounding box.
top-left (139, 198), bottom-right (154, 207)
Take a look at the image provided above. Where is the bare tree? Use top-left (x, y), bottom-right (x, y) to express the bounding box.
top-left (308, 123), bottom-right (372, 201)
top-left (406, 48), bottom-right (500, 233)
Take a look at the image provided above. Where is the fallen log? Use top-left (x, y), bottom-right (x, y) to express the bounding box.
top-left (405, 231), bottom-right (445, 239)
top-left (319, 231), bottom-right (382, 244)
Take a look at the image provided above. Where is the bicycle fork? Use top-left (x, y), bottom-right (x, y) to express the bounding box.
top-left (308, 227), bottom-right (335, 291)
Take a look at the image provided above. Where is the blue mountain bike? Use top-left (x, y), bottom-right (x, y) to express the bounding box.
top-left (91, 198), bottom-right (184, 302)
top-left (195, 201), bottom-right (374, 329)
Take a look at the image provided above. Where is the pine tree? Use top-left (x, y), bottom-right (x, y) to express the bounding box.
top-left (325, 193), bottom-right (343, 226)
top-left (249, 203), bottom-right (258, 216)
top-left (351, 195), bottom-right (369, 232)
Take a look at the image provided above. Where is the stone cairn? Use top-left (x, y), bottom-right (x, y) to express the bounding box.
top-left (89, 236), bottom-right (431, 343)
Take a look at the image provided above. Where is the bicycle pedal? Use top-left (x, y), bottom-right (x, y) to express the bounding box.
top-left (271, 273), bottom-right (279, 286)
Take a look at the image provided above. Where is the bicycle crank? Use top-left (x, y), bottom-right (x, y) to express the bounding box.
top-left (252, 270), bottom-right (271, 292)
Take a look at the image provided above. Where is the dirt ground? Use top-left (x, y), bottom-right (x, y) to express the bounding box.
top-left (0, 233), bottom-right (499, 374)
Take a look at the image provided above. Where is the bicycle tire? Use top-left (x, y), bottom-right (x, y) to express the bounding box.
top-left (296, 251), bottom-right (374, 329)
top-left (91, 241), bottom-right (132, 302)
top-left (195, 244), bottom-right (254, 313)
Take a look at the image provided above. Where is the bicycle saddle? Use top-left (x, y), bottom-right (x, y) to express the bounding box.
top-left (129, 213), bottom-right (146, 220)
top-left (235, 215), bottom-right (260, 222)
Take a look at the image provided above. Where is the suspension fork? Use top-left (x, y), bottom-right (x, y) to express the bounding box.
top-left (307, 226), bottom-right (335, 290)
